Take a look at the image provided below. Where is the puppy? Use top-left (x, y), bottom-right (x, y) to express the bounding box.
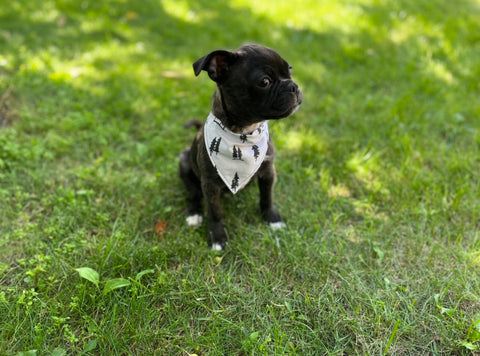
top-left (179, 44), bottom-right (303, 251)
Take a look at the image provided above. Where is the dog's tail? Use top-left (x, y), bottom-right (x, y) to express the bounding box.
top-left (183, 119), bottom-right (203, 131)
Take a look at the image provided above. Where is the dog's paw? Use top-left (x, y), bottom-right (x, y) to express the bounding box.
top-left (186, 214), bottom-right (203, 227)
top-left (211, 242), bottom-right (224, 252)
top-left (269, 221), bottom-right (286, 230)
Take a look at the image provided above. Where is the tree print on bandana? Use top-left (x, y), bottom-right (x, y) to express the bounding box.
top-left (209, 137), bottom-right (221, 155)
top-left (214, 119), bottom-right (226, 131)
top-left (232, 145), bottom-right (243, 160)
top-left (252, 145), bottom-right (260, 161)
top-left (231, 172), bottom-right (240, 191)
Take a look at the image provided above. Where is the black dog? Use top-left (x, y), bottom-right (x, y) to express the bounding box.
top-left (179, 44), bottom-right (303, 250)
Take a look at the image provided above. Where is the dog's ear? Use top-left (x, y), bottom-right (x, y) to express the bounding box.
top-left (193, 50), bottom-right (238, 83)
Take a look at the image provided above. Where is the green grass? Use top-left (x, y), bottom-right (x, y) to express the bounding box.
top-left (1, 0), bottom-right (480, 354)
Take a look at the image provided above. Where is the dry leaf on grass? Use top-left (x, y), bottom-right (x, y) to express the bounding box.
top-left (154, 221), bottom-right (168, 238)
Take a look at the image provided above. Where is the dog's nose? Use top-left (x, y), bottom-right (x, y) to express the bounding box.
top-left (288, 82), bottom-right (298, 93)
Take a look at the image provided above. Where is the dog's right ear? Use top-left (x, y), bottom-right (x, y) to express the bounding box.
top-left (193, 50), bottom-right (238, 83)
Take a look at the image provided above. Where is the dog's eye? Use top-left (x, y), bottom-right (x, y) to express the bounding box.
top-left (259, 77), bottom-right (271, 88)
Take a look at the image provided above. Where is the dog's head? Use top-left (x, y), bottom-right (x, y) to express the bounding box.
top-left (193, 44), bottom-right (303, 127)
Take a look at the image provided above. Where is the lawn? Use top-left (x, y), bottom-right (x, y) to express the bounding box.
top-left (1, 0), bottom-right (480, 354)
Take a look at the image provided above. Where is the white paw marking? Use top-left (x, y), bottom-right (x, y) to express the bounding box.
top-left (186, 214), bottom-right (203, 227)
top-left (211, 243), bottom-right (224, 251)
top-left (269, 221), bottom-right (286, 230)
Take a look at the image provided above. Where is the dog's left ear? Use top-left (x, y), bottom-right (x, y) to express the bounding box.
top-left (193, 50), bottom-right (238, 83)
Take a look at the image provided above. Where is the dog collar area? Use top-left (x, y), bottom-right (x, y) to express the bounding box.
top-left (204, 113), bottom-right (269, 194)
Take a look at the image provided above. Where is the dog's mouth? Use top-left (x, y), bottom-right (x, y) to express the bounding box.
top-left (289, 103), bottom-right (301, 115)
top-left (268, 94), bottom-right (303, 119)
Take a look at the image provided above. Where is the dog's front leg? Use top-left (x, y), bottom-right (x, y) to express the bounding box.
top-left (179, 149), bottom-right (204, 227)
top-left (258, 161), bottom-right (286, 229)
top-left (202, 181), bottom-right (227, 250)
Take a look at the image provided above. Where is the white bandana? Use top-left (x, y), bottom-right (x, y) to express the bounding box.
top-left (204, 112), bottom-right (269, 194)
